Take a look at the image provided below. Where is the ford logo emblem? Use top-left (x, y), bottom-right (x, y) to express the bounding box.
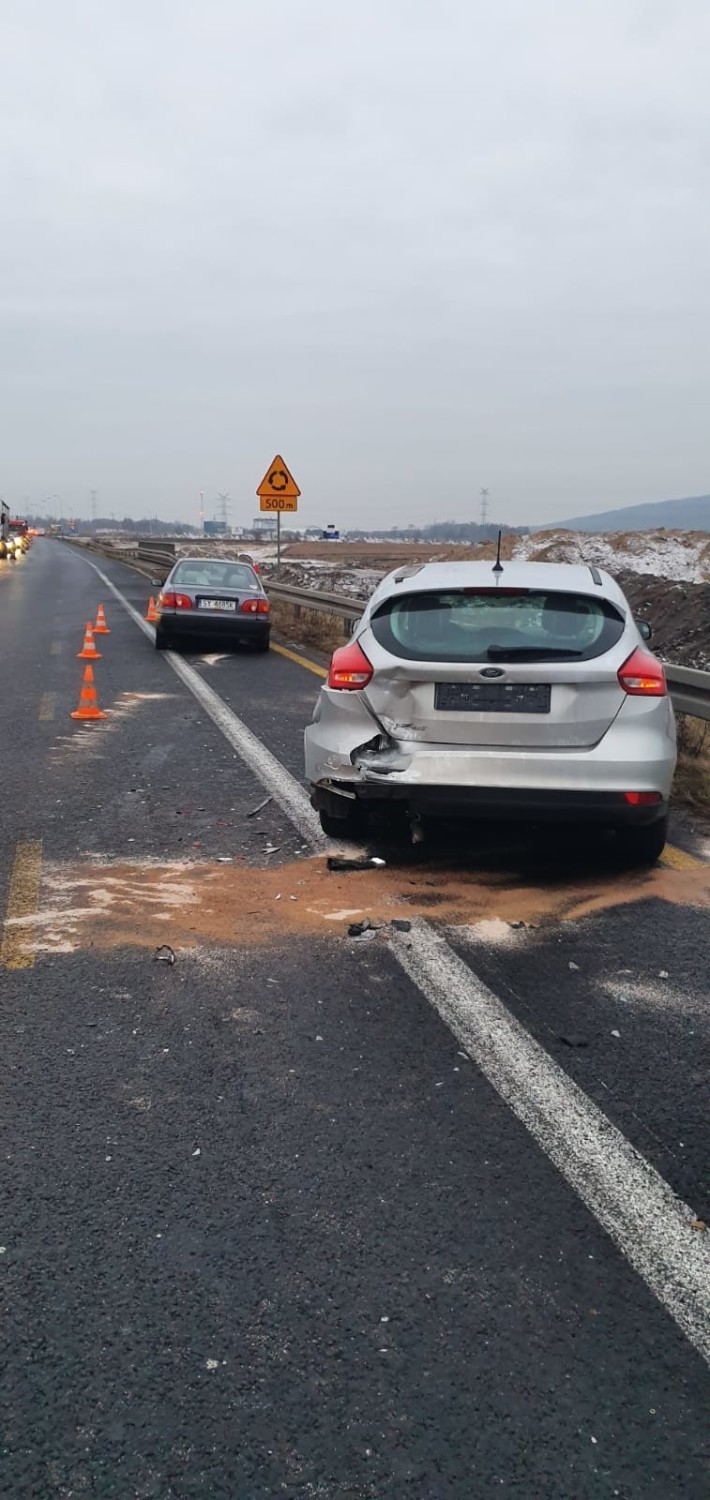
top-left (480, 667), bottom-right (504, 678)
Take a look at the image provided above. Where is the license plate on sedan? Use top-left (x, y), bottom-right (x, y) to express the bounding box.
top-left (435, 682), bottom-right (551, 713)
top-left (196, 598), bottom-right (236, 611)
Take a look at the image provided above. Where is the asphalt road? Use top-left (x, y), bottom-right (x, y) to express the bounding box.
top-left (1, 540), bottom-right (708, 1499)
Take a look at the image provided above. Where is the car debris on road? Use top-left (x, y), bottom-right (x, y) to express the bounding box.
top-left (247, 796), bottom-right (273, 817)
top-left (154, 944), bottom-right (176, 964)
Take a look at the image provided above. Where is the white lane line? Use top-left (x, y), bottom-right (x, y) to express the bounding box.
top-left (391, 920), bottom-right (710, 1365)
top-left (84, 556), bottom-right (710, 1365)
top-left (86, 561), bottom-right (326, 848)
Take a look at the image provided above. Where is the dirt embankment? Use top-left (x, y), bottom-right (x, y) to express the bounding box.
top-left (616, 573), bottom-right (709, 670)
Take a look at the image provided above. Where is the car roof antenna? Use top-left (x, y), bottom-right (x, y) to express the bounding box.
top-left (492, 529), bottom-right (504, 574)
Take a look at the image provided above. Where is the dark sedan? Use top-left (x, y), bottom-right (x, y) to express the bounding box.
top-left (155, 558), bottom-right (271, 652)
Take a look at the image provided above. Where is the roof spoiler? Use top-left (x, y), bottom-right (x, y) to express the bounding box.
top-left (393, 565), bottom-right (425, 584)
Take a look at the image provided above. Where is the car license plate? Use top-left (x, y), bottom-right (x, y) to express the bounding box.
top-left (435, 682), bottom-right (551, 713)
top-left (196, 598), bottom-right (236, 611)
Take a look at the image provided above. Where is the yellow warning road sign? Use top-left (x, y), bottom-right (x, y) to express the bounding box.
top-left (256, 455), bottom-right (300, 506)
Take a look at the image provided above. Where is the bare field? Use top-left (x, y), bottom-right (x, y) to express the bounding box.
top-left (282, 538), bottom-right (520, 565)
top-left (283, 527), bottom-right (710, 583)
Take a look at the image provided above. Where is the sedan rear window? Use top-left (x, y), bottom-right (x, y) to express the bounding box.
top-left (171, 561), bottom-right (257, 590)
top-left (370, 589), bottom-right (625, 663)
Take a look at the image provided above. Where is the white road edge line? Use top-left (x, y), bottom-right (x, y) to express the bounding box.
top-left (88, 557), bottom-right (710, 1366)
top-left (87, 561), bottom-right (327, 848)
top-left (390, 920), bottom-right (710, 1366)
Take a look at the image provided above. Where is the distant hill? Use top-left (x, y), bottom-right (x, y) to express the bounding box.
top-left (536, 494), bottom-right (710, 534)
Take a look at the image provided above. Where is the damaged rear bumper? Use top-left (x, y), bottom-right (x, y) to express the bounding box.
top-left (304, 691), bottom-right (673, 826)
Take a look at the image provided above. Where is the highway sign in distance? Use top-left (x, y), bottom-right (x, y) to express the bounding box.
top-left (256, 455), bottom-right (301, 506)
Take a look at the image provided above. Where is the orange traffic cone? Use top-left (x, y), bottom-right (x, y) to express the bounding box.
top-left (94, 603), bottom-right (110, 635)
top-left (145, 596), bottom-right (160, 623)
top-left (71, 665), bottom-right (106, 721)
top-left (77, 622), bottom-right (102, 660)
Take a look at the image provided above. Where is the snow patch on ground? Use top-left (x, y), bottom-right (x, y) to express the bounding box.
top-left (512, 530), bottom-right (710, 584)
top-left (266, 558), bottom-right (384, 599)
top-left (174, 542), bottom-right (279, 563)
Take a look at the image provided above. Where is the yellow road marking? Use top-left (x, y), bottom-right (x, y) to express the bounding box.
top-left (50, 641), bottom-right (61, 656)
top-left (1, 841), bottom-right (42, 970)
top-left (661, 843), bottom-right (704, 871)
top-left (39, 691), bottom-right (56, 721)
top-left (271, 642), bottom-right (327, 678)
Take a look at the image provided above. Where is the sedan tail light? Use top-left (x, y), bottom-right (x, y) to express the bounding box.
top-left (328, 641), bottom-right (373, 690)
top-left (160, 591), bottom-right (193, 610)
top-left (239, 598), bottom-right (270, 614)
top-left (618, 648), bottom-right (666, 696)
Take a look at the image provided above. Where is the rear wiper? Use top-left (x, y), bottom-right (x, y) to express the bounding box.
top-left (486, 645), bottom-right (584, 661)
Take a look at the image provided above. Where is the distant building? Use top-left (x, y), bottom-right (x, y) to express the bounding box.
top-left (203, 520), bottom-right (229, 536)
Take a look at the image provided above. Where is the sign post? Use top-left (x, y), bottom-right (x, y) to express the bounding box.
top-left (256, 455), bottom-right (301, 577)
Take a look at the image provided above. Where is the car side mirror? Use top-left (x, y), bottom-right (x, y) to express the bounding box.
top-left (636, 619), bottom-right (652, 641)
top-left (151, 578), bottom-right (161, 587)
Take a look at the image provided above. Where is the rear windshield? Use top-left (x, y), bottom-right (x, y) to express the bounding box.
top-left (171, 560), bottom-right (258, 590)
top-left (370, 589), bottom-right (625, 663)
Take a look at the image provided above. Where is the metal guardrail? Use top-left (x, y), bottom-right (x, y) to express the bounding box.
top-left (267, 581), bottom-right (362, 622)
top-left (136, 542), bottom-right (176, 572)
top-left (664, 664), bottom-right (710, 721)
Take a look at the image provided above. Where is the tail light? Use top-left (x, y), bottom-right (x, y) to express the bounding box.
top-left (240, 598), bottom-right (270, 614)
top-left (328, 641), bottom-right (373, 690)
top-left (623, 791), bottom-right (662, 805)
top-left (160, 591), bottom-right (193, 610)
top-left (618, 648), bottom-right (666, 696)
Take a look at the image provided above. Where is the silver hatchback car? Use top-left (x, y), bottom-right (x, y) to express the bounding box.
top-left (304, 560), bottom-right (677, 865)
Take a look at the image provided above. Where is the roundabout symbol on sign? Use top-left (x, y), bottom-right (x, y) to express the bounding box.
top-left (268, 468), bottom-right (288, 492)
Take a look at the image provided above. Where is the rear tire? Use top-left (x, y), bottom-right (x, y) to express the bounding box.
top-left (318, 801), bottom-right (369, 840)
top-left (617, 816), bottom-right (668, 869)
top-left (256, 636), bottom-right (271, 652)
top-left (155, 627), bottom-right (171, 651)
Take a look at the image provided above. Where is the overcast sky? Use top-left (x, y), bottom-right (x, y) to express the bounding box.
top-left (1, 0), bottom-right (709, 528)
